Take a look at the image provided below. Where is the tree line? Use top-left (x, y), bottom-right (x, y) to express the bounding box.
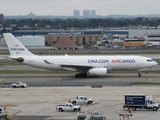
top-left (1, 17), bottom-right (160, 30)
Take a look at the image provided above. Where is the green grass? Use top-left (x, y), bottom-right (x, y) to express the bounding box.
top-left (112, 70), bottom-right (160, 73)
top-left (134, 82), bottom-right (160, 85)
top-left (0, 61), bottom-right (24, 65)
top-left (0, 70), bottom-right (76, 74)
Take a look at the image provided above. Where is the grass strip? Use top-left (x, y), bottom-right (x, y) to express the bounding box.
top-left (134, 82), bottom-right (160, 85)
top-left (0, 70), bottom-right (75, 74)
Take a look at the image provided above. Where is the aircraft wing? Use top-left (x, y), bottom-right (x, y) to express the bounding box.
top-left (44, 60), bottom-right (110, 72)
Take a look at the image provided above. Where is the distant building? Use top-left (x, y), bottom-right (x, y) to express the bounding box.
top-left (91, 10), bottom-right (96, 18)
top-left (129, 29), bottom-right (160, 38)
top-left (16, 36), bottom-right (45, 47)
top-left (83, 10), bottom-right (90, 18)
top-left (10, 24), bottom-right (17, 27)
top-left (73, 10), bottom-right (80, 18)
top-left (44, 33), bottom-right (102, 46)
top-left (0, 14), bottom-right (4, 23)
top-left (27, 12), bottom-right (36, 19)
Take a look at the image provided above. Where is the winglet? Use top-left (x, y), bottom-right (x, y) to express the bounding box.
top-left (3, 33), bottom-right (34, 56)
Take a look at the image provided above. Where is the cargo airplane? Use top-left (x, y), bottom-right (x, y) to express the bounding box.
top-left (3, 33), bottom-right (157, 77)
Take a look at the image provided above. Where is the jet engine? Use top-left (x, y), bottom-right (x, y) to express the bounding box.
top-left (88, 68), bottom-right (107, 76)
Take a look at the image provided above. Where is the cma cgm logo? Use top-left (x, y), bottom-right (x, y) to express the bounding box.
top-left (88, 59), bottom-right (109, 63)
top-left (10, 48), bottom-right (25, 51)
top-left (111, 59), bottom-right (135, 63)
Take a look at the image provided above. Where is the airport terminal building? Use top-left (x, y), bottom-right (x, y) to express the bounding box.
top-left (9, 29), bottom-right (160, 48)
top-left (10, 30), bottom-right (128, 46)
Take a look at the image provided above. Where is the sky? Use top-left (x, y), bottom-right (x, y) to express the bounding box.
top-left (1, 0), bottom-right (160, 16)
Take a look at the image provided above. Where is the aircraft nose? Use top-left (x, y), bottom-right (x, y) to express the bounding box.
top-left (153, 61), bottom-right (158, 66)
top-left (155, 61), bottom-right (158, 65)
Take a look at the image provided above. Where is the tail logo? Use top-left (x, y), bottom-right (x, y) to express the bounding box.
top-left (16, 52), bottom-right (20, 54)
top-left (10, 45), bottom-right (25, 54)
top-left (14, 44), bottom-right (19, 47)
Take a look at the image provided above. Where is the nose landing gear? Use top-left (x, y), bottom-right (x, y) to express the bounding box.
top-left (138, 72), bottom-right (141, 77)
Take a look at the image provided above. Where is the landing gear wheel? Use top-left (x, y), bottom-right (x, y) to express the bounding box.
top-left (75, 74), bottom-right (79, 78)
top-left (138, 72), bottom-right (141, 77)
top-left (75, 73), bottom-right (87, 78)
top-left (83, 73), bottom-right (87, 77)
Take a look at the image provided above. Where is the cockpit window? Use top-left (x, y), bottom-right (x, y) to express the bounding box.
top-left (147, 59), bottom-right (153, 62)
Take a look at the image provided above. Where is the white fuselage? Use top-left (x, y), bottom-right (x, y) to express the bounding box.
top-left (4, 33), bottom-right (158, 77)
top-left (17, 55), bottom-right (157, 71)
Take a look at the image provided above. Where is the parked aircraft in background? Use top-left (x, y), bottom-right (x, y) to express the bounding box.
top-left (3, 33), bottom-right (157, 77)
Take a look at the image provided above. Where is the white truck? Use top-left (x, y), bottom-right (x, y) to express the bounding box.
top-left (11, 81), bottom-right (28, 88)
top-left (56, 103), bottom-right (81, 112)
top-left (123, 94), bottom-right (160, 111)
top-left (69, 96), bottom-right (93, 105)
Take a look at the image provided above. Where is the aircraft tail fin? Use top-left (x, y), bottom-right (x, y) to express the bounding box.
top-left (3, 33), bottom-right (34, 56)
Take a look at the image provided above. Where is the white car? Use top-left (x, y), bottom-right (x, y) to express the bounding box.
top-left (11, 81), bottom-right (28, 88)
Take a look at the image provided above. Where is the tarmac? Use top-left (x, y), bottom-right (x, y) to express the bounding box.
top-left (1, 86), bottom-right (160, 120)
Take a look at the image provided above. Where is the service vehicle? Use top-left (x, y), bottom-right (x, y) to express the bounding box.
top-left (11, 81), bottom-right (28, 88)
top-left (123, 94), bottom-right (160, 111)
top-left (56, 103), bottom-right (81, 112)
top-left (89, 112), bottom-right (107, 120)
top-left (69, 96), bottom-right (93, 105)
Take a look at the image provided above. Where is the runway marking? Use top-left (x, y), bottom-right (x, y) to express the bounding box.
top-left (148, 78), bottom-right (153, 82)
top-left (115, 78), bottom-right (119, 81)
top-left (57, 78), bottom-right (62, 81)
top-left (0, 78), bottom-right (5, 82)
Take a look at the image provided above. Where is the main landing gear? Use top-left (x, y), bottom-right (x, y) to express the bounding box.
top-left (138, 72), bottom-right (141, 77)
top-left (75, 73), bottom-right (87, 78)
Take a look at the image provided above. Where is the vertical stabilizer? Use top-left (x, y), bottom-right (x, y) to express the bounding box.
top-left (3, 33), bottom-right (34, 56)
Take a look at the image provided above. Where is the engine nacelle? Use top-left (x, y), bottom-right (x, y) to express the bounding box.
top-left (88, 68), bottom-right (107, 76)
